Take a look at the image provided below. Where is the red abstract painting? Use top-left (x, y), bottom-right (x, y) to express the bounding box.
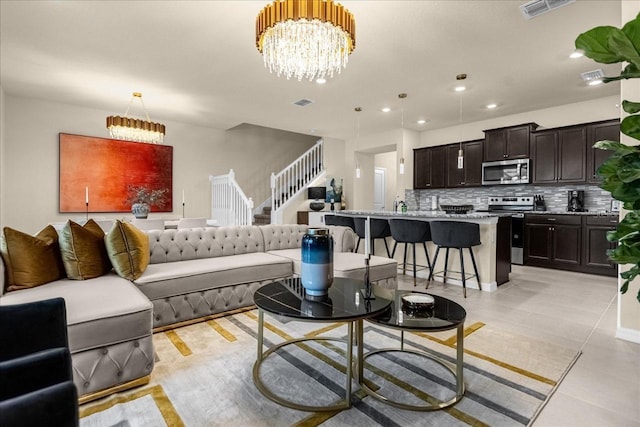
top-left (59, 133), bottom-right (173, 213)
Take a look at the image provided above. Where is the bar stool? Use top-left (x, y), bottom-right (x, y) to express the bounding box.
top-left (324, 214), bottom-right (356, 232)
top-left (427, 221), bottom-right (481, 298)
top-left (353, 217), bottom-right (392, 258)
top-left (388, 219), bottom-right (432, 287)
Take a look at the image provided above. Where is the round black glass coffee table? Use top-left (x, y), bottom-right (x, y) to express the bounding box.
top-left (359, 290), bottom-right (467, 411)
top-left (252, 277), bottom-right (391, 412)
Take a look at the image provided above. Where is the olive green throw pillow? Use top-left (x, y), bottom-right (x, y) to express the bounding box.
top-left (105, 220), bottom-right (149, 280)
top-left (59, 219), bottom-right (112, 280)
top-left (0, 225), bottom-right (66, 291)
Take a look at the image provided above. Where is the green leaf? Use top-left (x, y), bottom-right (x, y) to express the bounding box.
top-left (593, 140), bottom-right (638, 154)
top-left (608, 243), bottom-right (640, 264)
top-left (620, 115), bottom-right (640, 140)
top-left (619, 265), bottom-right (639, 279)
top-left (609, 28), bottom-right (640, 69)
top-left (616, 154), bottom-right (640, 183)
top-left (576, 26), bottom-right (627, 64)
top-left (622, 15), bottom-right (640, 54)
top-left (620, 279), bottom-right (629, 294)
top-left (623, 100), bottom-right (640, 114)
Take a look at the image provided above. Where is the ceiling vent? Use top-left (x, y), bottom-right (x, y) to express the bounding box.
top-left (520, 0), bottom-right (575, 20)
top-left (580, 69), bottom-right (605, 82)
top-left (293, 99), bottom-right (314, 107)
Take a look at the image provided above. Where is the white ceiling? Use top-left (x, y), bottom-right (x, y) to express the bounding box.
top-left (0, 1), bottom-right (623, 141)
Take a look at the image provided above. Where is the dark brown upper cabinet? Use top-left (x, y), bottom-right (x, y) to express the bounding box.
top-left (587, 119), bottom-right (620, 183)
top-left (413, 146), bottom-right (445, 189)
top-left (532, 125), bottom-right (587, 184)
top-left (446, 140), bottom-right (483, 187)
top-left (483, 123), bottom-right (538, 162)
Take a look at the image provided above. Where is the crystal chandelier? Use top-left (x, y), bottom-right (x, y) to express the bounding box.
top-left (255, 0), bottom-right (356, 82)
top-left (106, 92), bottom-right (165, 144)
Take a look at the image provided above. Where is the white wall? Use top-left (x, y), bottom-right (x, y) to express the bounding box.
top-left (1, 95), bottom-right (315, 233)
top-left (374, 151), bottom-right (397, 211)
top-left (222, 123), bottom-right (317, 208)
top-left (346, 128), bottom-right (408, 210)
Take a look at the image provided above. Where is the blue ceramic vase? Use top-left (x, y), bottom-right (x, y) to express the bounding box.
top-left (301, 228), bottom-right (334, 296)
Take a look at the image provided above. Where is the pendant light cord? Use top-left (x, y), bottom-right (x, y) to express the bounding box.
top-left (124, 94), bottom-right (152, 122)
top-left (459, 95), bottom-right (463, 150)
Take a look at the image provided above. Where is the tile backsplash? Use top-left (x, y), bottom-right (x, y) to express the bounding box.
top-left (405, 184), bottom-right (614, 213)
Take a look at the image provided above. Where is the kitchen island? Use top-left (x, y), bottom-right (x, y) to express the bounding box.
top-left (327, 210), bottom-right (511, 291)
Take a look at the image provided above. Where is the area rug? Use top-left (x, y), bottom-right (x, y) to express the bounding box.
top-left (79, 309), bottom-right (580, 427)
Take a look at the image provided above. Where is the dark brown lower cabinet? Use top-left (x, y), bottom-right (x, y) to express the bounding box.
top-left (525, 215), bottom-right (581, 268)
top-left (582, 216), bottom-right (618, 276)
top-left (525, 214), bottom-right (617, 276)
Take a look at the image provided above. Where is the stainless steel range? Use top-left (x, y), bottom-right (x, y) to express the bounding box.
top-left (487, 196), bottom-right (534, 265)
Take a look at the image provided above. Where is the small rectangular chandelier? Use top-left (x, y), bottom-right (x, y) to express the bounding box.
top-left (106, 92), bottom-right (166, 144)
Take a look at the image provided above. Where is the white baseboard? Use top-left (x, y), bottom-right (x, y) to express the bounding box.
top-left (616, 327), bottom-right (640, 344)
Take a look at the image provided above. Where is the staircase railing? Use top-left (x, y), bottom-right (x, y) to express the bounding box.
top-left (271, 139), bottom-right (324, 224)
top-left (209, 169), bottom-right (254, 227)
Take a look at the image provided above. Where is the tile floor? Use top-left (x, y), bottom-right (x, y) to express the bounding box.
top-left (396, 265), bottom-right (640, 426)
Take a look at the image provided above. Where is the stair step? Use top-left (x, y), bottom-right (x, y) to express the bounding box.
top-left (254, 212), bottom-right (270, 225)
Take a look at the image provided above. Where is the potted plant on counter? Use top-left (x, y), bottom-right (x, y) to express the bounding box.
top-left (126, 185), bottom-right (169, 219)
top-left (575, 12), bottom-right (640, 302)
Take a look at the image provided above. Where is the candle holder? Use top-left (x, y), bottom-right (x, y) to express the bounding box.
top-left (360, 254), bottom-right (375, 300)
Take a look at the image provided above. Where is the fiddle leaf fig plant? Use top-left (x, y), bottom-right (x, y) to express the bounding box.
top-left (576, 12), bottom-right (640, 302)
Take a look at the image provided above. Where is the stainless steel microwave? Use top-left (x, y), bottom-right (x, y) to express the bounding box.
top-left (481, 159), bottom-right (530, 185)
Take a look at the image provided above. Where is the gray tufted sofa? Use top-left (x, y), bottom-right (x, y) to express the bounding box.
top-left (135, 224), bottom-right (395, 328)
top-left (0, 265), bottom-right (154, 403)
top-left (0, 223), bottom-right (396, 403)
top-left (0, 225), bottom-right (397, 403)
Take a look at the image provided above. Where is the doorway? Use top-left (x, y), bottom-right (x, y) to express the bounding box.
top-left (374, 167), bottom-right (386, 210)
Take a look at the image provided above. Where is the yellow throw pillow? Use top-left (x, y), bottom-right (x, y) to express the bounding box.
top-left (105, 220), bottom-right (150, 280)
top-left (59, 219), bottom-right (112, 280)
top-left (0, 225), bottom-right (66, 291)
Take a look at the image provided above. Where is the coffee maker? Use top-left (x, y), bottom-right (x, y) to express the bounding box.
top-left (567, 190), bottom-right (585, 212)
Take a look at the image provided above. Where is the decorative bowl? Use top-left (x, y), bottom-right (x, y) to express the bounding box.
top-left (440, 204), bottom-right (474, 214)
top-left (401, 293), bottom-right (435, 314)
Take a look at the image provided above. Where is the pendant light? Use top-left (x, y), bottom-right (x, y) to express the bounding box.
top-left (106, 92), bottom-right (166, 144)
top-left (355, 107), bottom-right (362, 178)
top-left (456, 74), bottom-right (467, 169)
top-left (398, 93), bottom-right (407, 174)
top-left (457, 96), bottom-right (464, 169)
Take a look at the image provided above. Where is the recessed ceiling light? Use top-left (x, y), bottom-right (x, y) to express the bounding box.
top-left (588, 79), bottom-right (603, 86)
top-left (417, 119), bottom-right (427, 125)
top-left (569, 50), bottom-right (584, 59)
top-left (486, 103), bottom-right (497, 109)
top-left (381, 107), bottom-right (391, 113)
top-left (315, 78), bottom-right (327, 84)
top-left (454, 85), bottom-right (466, 92)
